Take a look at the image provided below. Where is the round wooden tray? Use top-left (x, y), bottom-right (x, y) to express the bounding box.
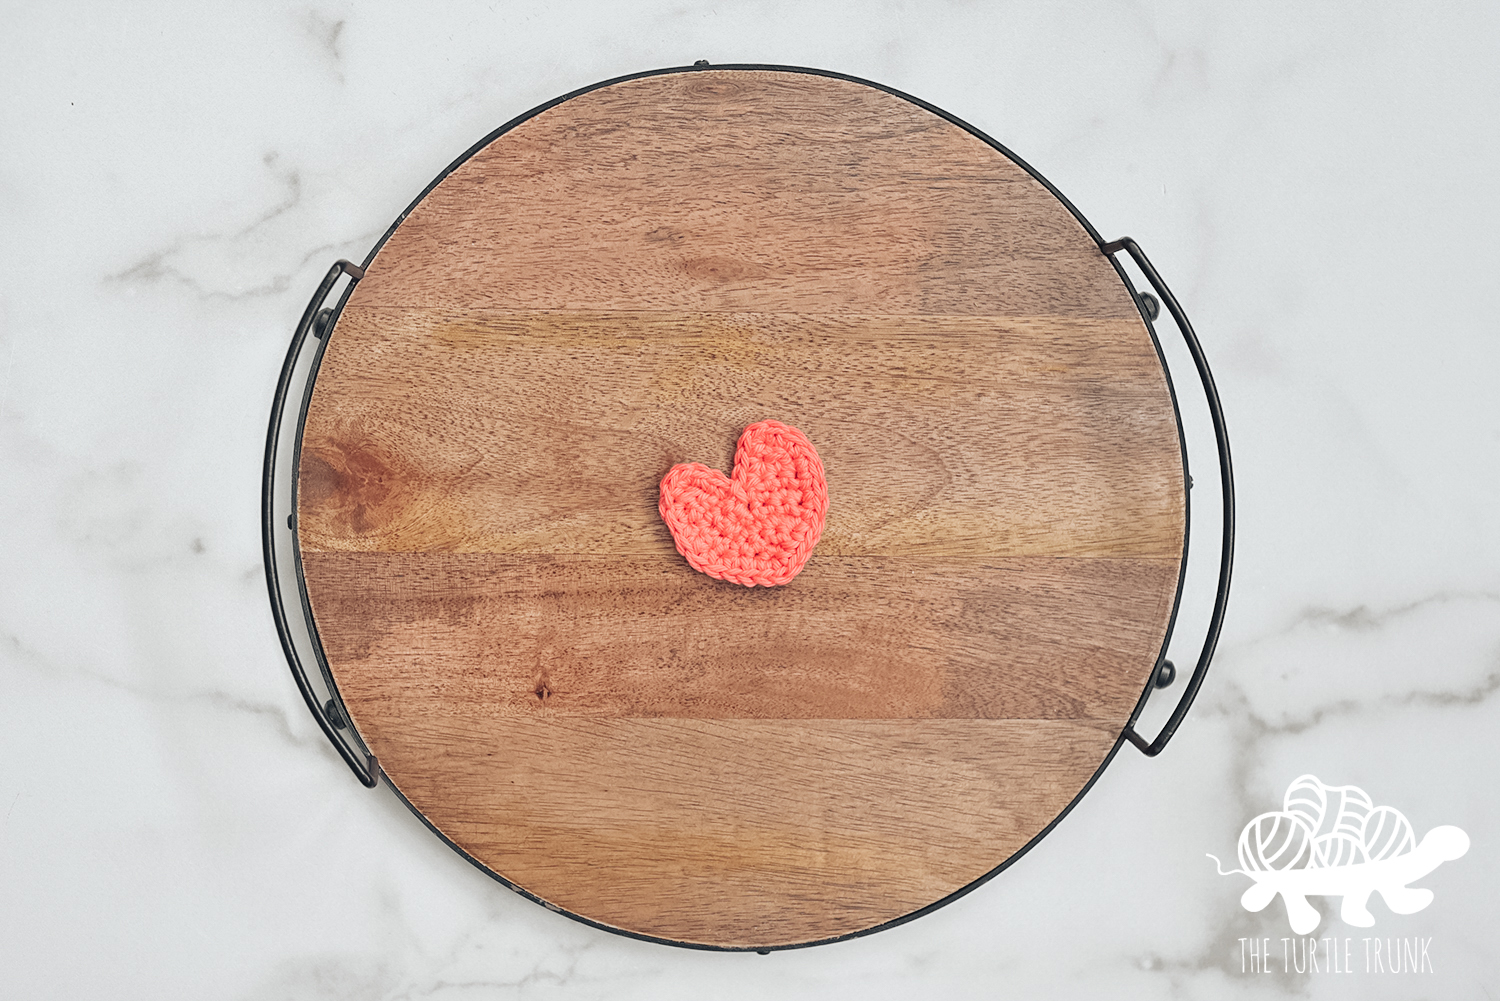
top-left (294, 66), bottom-right (1186, 949)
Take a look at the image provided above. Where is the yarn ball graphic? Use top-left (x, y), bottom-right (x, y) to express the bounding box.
top-left (1214, 773), bottom-right (1465, 935)
top-left (658, 420), bottom-right (828, 587)
top-left (1364, 805), bottom-right (1418, 862)
top-left (1238, 812), bottom-right (1313, 873)
top-left (1238, 774), bottom-right (1413, 872)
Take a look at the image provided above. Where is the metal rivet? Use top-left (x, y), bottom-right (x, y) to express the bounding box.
top-left (325, 699), bottom-right (347, 729)
top-left (1155, 659), bottom-right (1177, 689)
top-left (1139, 292), bottom-right (1161, 322)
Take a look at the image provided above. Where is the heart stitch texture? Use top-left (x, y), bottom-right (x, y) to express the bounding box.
top-left (658, 420), bottom-right (828, 587)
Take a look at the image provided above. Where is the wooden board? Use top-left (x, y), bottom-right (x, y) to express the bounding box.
top-left (297, 68), bottom-right (1185, 948)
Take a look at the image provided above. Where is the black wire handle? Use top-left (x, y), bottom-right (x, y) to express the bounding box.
top-left (1103, 238), bottom-right (1235, 757)
top-left (261, 259), bottom-right (380, 787)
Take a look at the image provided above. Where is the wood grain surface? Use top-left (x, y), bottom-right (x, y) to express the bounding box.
top-left (297, 68), bottom-right (1186, 948)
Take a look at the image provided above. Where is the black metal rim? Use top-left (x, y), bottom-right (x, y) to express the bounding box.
top-left (264, 60), bottom-right (1230, 952)
top-left (1106, 237), bottom-right (1235, 756)
top-left (262, 259), bottom-right (377, 788)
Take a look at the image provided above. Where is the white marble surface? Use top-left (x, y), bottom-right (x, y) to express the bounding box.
top-left (3, 2), bottom-right (1498, 997)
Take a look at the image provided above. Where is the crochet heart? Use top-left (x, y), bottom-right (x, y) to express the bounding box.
top-left (658, 420), bottom-right (828, 587)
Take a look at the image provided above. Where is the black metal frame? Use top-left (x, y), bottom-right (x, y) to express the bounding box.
top-left (262, 258), bottom-right (379, 788)
top-left (1104, 238), bottom-right (1235, 756)
top-left (262, 61), bottom-right (1233, 950)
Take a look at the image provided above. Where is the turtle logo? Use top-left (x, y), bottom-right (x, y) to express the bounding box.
top-left (1209, 775), bottom-right (1469, 934)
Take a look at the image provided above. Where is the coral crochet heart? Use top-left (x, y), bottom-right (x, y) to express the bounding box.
top-left (659, 420), bottom-right (828, 587)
